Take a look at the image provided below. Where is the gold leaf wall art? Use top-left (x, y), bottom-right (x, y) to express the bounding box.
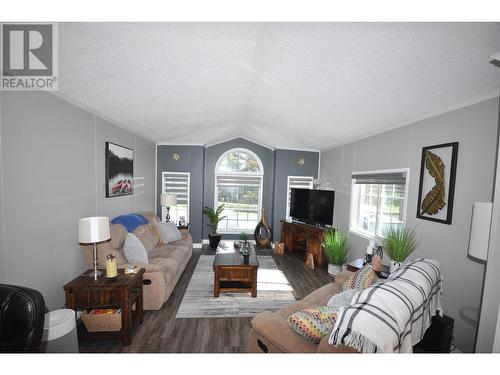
top-left (420, 150), bottom-right (446, 215)
top-left (416, 142), bottom-right (459, 225)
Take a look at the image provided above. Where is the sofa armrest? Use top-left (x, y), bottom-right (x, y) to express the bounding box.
top-left (122, 263), bottom-right (161, 274)
top-left (121, 263), bottom-right (166, 310)
top-left (250, 311), bottom-right (316, 353)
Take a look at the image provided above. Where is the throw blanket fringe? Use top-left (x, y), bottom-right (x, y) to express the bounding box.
top-left (335, 329), bottom-right (378, 353)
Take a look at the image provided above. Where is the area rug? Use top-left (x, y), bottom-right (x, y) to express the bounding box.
top-left (175, 255), bottom-right (296, 318)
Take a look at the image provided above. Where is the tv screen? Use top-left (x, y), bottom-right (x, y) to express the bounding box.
top-left (290, 188), bottom-right (334, 226)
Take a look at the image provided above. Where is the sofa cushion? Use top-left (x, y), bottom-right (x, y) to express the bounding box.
top-left (342, 264), bottom-right (379, 291)
top-left (288, 306), bottom-right (340, 344)
top-left (123, 232), bottom-right (149, 264)
top-left (149, 257), bottom-right (180, 285)
top-left (155, 221), bottom-right (182, 244)
top-left (133, 224), bottom-right (158, 252)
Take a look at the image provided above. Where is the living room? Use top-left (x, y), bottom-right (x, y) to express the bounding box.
top-left (1, 1), bottom-right (500, 372)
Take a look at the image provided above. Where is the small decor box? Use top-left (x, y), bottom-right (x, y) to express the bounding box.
top-left (81, 308), bottom-right (122, 332)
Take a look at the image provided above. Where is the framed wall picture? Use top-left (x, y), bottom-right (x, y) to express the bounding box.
top-left (105, 142), bottom-right (134, 197)
top-left (416, 142), bottom-right (458, 224)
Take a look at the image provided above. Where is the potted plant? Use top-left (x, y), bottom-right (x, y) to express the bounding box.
top-left (235, 232), bottom-right (248, 249)
top-left (322, 229), bottom-right (349, 277)
top-left (381, 226), bottom-right (418, 273)
top-left (203, 204), bottom-right (227, 248)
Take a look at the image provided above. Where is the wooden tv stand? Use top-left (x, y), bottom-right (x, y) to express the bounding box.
top-left (280, 220), bottom-right (332, 267)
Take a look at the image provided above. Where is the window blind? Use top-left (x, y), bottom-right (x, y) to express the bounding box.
top-left (352, 171), bottom-right (406, 185)
top-left (162, 172), bottom-right (190, 207)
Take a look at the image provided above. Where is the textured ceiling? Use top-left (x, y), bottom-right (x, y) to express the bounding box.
top-left (58, 23), bottom-right (500, 150)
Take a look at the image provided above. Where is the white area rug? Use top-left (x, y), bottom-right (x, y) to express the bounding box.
top-left (175, 255), bottom-right (296, 318)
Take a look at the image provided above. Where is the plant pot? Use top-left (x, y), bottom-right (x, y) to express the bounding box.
top-left (328, 263), bottom-right (342, 277)
top-left (243, 254), bottom-right (250, 264)
top-left (390, 260), bottom-right (401, 273)
top-left (208, 234), bottom-right (222, 249)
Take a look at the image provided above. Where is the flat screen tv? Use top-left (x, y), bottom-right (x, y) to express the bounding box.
top-left (290, 188), bottom-right (335, 226)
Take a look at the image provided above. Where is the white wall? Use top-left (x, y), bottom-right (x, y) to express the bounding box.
top-left (0, 91), bottom-right (155, 309)
top-left (0, 92), bottom-right (6, 284)
top-left (320, 97), bottom-right (499, 352)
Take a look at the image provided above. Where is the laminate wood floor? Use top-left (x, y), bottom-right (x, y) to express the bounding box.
top-left (78, 245), bottom-right (333, 353)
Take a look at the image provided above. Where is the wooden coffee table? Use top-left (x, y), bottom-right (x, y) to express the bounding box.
top-left (213, 241), bottom-right (259, 298)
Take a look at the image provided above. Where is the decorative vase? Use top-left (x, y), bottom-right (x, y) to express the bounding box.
top-left (254, 208), bottom-right (272, 248)
top-left (328, 263), bottom-right (342, 277)
top-left (243, 254), bottom-right (250, 264)
top-left (390, 260), bottom-right (401, 273)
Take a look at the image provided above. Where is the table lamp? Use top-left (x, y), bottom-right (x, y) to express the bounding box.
top-left (79, 216), bottom-right (111, 280)
top-left (161, 193), bottom-right (177, 222)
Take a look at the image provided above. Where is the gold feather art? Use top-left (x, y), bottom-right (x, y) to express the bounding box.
top-left (420, 150), bottom-right (446, 215)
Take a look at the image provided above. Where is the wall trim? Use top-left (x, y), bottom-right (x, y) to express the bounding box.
top-left (156, 142), bottom-right (205, 146)
top-left (0, 92), bottom-right (8, 282)
top-left (205, 136), bottom-right (275, 150)
top-left (193, 243), bottom-right (202, 249)
top-left (320, 90), bottom-right (500, 152)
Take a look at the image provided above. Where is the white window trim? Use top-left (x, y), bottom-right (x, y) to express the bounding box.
top-left (161, 171), bottom-right (190, 223)
top-left (286, 175), bottom-right (314, 220)
top-left (214, 148), bottom-right (264, 234)
top-left (349, 168), bottom-right (410, 241)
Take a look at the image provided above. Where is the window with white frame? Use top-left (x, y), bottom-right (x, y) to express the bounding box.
top-left (286, 176), bottom-right (314, 220)
top-left (161, 172), bottom-right (190, 224)
top-left (215, 148), bottom-right (264, 233)
top-left (350, 170), bottom-right (408, 239)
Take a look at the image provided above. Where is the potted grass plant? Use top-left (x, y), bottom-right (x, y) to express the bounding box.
top-left (203, 204), bottom-right (227, 248)
top-left (322, 229), bottom-right (349, 276)
top-left (381, 225), bottom-right (418, 273)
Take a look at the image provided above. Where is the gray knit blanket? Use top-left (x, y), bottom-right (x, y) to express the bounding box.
top-left (329, 258), bottom-right (443, 353)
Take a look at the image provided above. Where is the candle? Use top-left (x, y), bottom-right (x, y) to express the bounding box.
top-left (106, 254), bottom-right (118, 278)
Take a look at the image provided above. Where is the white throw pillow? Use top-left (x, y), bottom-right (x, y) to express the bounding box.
top-left (326, 289), bottom-right (358, 309)
top-left (123, 232), bottom-right (148, 264)
top-left (154, 221), bottom-right (182, 244)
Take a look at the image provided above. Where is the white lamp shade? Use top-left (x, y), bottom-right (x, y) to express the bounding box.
top-left (161, 193), bottom-right (177, 207)
top-left (468, 202), bottom-right (493, 261)
top-left (79, 216), bottom-right (111, 244)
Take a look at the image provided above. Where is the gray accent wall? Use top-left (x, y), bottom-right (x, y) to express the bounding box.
top-left (319, 97), bottom-right (500, 352)
top-left (272, 149), bottom-right (320, 234)
top-left (156, 145), bottom-right (205, 243)
top-left (0, 91), bottom-right (155, 309)
top-left (203, 138), bottom-right (275, 240)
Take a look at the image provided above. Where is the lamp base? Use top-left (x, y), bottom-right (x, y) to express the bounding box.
top-left (87, 269), bottom-right (103, 279)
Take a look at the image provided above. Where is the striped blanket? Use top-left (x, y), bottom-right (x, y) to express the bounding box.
top-left (328, 258), bottom-right (443, 353)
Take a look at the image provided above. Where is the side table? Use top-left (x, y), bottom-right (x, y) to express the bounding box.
top-left (63, 268), bottom-right (144, 346)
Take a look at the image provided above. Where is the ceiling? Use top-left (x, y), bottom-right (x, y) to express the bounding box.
top-left (58, 23), bottom-right (500, 150)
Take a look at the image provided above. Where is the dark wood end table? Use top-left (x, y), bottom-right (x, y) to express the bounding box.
top-left (213, 241), bottom-right (259, 298)
top-left (63, 268), bottom-right (144, 346)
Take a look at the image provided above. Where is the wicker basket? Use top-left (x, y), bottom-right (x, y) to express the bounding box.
top-left (81, 309), bottom-right (122, 332)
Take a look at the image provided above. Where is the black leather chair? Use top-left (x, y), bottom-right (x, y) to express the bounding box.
top-left (0, 284), bottom-right (46, 352)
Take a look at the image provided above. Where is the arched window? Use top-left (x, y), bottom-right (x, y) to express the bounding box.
top-left (215, 148), bottom-right (264, 233)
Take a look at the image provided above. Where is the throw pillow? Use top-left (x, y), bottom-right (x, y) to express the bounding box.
top-left (123, 232), bottom-right (148, 264)
top-left (326, 289), bottom-right (359, 309)
top-left (342, 264), bottom-right (379, 291)
top-left (288, 306), bottom-right (339, 344)
top-left (154, 221), bottom-right (182, 244)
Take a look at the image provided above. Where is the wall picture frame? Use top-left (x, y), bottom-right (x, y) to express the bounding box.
top-left (105, 142), bottom-right (134, 197)
top-left (416, 142), bottom-right (459, 225)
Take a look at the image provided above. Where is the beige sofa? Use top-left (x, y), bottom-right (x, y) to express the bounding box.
top-left (247, 270), bottom-right (358, 353)
top-left (82, 211), bottom-right (193, 310)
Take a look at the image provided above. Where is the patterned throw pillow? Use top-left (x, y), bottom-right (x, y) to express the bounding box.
top-left (288, 306), bottom-right (339, 344)
top-left (342, 264), bottom-right (379, 291)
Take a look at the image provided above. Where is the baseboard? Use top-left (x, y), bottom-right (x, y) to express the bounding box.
top-left (193, 243), bottom-right (202, 248)
top-left (202, 239), bottom-right (209, 244)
